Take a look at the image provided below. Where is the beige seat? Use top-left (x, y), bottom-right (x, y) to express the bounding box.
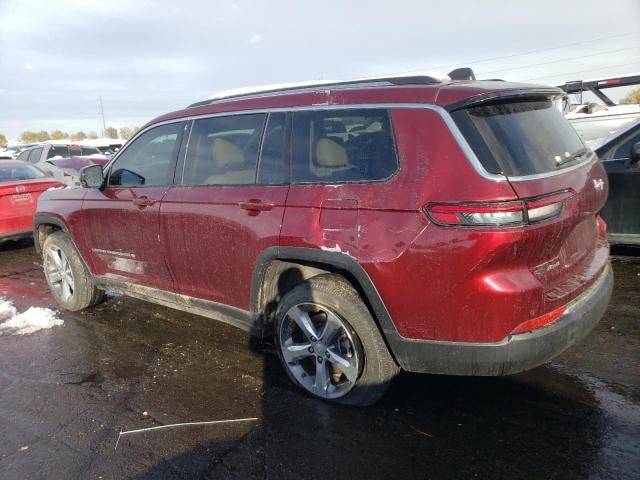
top-left (312, 138), bottom-right (352, 177)
top-left (205, 138), bottom-right (255, 185)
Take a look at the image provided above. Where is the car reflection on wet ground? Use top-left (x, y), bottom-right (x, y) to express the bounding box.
top-left (0, 240), bottom-right (638, 479)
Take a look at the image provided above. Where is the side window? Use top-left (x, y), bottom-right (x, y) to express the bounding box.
top-left (182, 114), bottom-right (266, 185)
top-left (17, 150), bottom-right (30, 161)
top-left (81, 146), bottom-right (100, 156)
top-left (612, 130), bottom-right (640, 160)
top-left (109, 122), bottom-right (185, 187)
top-left (47, 146), bottom-right (70, 159)
top-left (291, 109), bottom-right (398, 183)
top-left (257, 112), bottom-right (288, 185)
top-left (27, 147), bottom-right (43, 164)
top-left (69, 145), bottom-right (82, 157)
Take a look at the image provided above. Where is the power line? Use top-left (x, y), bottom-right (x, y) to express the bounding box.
top-left (478, 46), bottom-right (640, 76)
top-left (379, 31), bottom-right (640, 76)
top-left (522, 62), bottom-right (640, 82)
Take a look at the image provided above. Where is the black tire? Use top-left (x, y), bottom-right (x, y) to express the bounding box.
top-left (274, 274), bottom-right (399, 406)
top-left (42, 231), bottom-right (105, 311)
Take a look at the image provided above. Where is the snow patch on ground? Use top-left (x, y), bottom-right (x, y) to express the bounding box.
top-left (0, 298), bottom-right (63, 335)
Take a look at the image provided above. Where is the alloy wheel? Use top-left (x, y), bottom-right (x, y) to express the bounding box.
top-left (45, 247), bottom-right (75, 303)
top-left (278, 302), bottom-right (361, 399)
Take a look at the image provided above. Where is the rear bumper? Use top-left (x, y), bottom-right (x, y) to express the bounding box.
top-left (385, 263), bottom-right (613, 375)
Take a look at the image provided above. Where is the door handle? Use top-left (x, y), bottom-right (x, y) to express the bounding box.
top-left (132, 196), bottom-right (157, 208)
top-left (238, 200), bottom-right (275, 213)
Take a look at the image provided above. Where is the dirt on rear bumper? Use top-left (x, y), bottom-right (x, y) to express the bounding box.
top-left (386, 263), bottom-right (614, 375)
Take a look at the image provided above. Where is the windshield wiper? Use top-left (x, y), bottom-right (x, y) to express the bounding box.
top-left (555, 148), bottom-right (588, 168)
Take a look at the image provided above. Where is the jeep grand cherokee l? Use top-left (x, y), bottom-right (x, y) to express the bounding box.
top-left (34, 76), bottom-right (613, 406)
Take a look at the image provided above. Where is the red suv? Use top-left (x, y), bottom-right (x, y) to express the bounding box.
top-left (34, 76), bottom-right (613, 405)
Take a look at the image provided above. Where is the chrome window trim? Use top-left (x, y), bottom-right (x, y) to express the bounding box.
top-left (108, 102), bottom-right (594, 184)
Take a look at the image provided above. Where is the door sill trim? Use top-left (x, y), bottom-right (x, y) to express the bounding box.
top-left (95, 276), bottom-right (254, 333)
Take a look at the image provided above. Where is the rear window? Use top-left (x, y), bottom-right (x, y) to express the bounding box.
top-left (452, 98), bottom-right (587, 176)
top-left (47, 146), bottom-right (70, 159)
top-left (0, 164), bottom-right (45, 182)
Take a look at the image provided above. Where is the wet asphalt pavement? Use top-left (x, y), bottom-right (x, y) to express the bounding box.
top-left (0, 241), bottom-right (638, 479)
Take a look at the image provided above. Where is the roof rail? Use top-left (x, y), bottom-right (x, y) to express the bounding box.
top-left (187, 72), bottom-right (449, 108)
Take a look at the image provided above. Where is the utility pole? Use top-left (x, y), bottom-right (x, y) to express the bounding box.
top-left (99, 96), bottom-right (107, 138)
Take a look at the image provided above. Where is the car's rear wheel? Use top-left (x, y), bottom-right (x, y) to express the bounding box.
top-left (274, 274), bottom-right (399, 406)
top-left (43, 231), bottom-right (104, 311)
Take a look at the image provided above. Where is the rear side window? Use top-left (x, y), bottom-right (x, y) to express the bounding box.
top-left (109, 122), bottom-right (185, 187)
top-left (27, 147), bottom-right (43, 164)
top-left (47, 146), bottom-right (69, 159)
top-left (291, 109), bottom-right (398, 183)
top-left (17, 150), bottom-right (31, 161)
top-left (81, 146), bottom-right (100, 156)
top-left (452, 98), bottom-right (586, 176)
top-left (182, 114), bottom-right (266, 186)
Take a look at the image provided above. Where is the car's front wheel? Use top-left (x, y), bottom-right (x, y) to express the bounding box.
top-left (274, 274), bottom-right (399, 406)
top-left (42, 231), bottom-right (104, 311)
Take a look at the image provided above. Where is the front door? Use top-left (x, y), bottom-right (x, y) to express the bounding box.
top-left (161, 112), bottom-right (290, 311)
top-left (77, 121), bottom-right (187, 291)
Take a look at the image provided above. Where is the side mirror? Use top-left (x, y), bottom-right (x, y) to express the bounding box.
top-left (80, 164), bottom-right (104, 188)
top-left (630, 142), bottom-right (640, 165)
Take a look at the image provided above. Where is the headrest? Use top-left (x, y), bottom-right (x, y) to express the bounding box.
top-left (316, 138), bottom-right (348, 167)
top-left (211, 138), bottom-right (244, 168)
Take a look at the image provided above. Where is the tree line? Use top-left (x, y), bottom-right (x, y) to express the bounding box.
top-left (0, 126), bottom-right (141, 147)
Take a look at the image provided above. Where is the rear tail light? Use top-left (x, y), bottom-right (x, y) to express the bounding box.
top-left (425, 191), bottom-right (572, 227)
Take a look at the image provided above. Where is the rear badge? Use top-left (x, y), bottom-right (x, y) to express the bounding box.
top-left (15, 185), bottom-right (26, 193)
top-left (593, 179), bottom-right (604, 191)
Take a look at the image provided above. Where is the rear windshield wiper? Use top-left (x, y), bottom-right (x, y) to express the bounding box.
top-left (555, 148), bottom-right (588, 168)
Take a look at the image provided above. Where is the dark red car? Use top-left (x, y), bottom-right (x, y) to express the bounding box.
top-left (0, 160), bottom-right (63, 242)
top-left (34, 76), bottom-right (613, 405)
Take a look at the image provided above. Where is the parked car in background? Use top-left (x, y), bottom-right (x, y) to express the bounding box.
top-left (35, 74), bottom-right (612, 405)
top-left (559, 73), bottom-right (640, 142)
top-left (36, 155), bottom-right (111, 187)
top-left (1, 143), bottom-right (41, 159)
top-left (593, 118), bottom-right (640, 245)
top-left (80, 138), bottom-right (125, 155)
top-left (0, 160), bottom-right (63, 242)
top-left (17, 144), bottom-right (106, 186)
top-left (17, 142), bottom-right (102, 165)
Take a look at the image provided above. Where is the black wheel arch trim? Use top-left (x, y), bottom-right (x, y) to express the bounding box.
top-left (251, 247), bottom-right (402, 350)
top-left (33, 214), bottom-right (70, 254)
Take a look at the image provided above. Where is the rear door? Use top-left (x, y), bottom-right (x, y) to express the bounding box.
top-left (599, 124), bottom-right (640, 242)
top-left (452, 96), bottom-right (609, 307)
top-left (160, 112), bottom-right (290, 310)
top-left (78, 121), bottom-right (187, 291)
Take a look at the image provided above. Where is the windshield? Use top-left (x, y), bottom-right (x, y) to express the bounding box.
top-left (0, 164), bottom-right (46, 182)
top-left (452, 98), bottom-right (587, 176)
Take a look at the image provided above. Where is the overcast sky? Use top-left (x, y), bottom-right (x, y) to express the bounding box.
top-left (1, 0), bottom-right (639, 139)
